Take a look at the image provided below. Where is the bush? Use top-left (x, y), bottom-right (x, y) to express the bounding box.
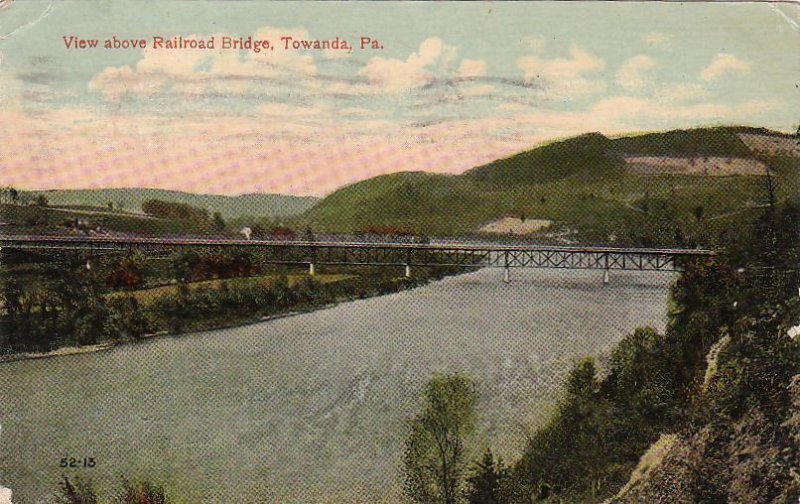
top-left (106, 258), bottom-right (143, 290)
top-left (57, 475), bottom-right (98, 504)
top-left (116, 479), bottom-right (169, 504)
top-left (106, 296), bottom-right (150, 340)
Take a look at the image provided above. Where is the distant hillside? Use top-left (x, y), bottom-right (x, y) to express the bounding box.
top-left (302, 126), bottom-right (799, 246)
top-left (0, 202), bottom-right (215, 236)
top-left (26, 188), bottom-right (318, 220)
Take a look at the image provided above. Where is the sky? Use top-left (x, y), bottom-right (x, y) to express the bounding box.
top-left (0, 1), bottom-right (798, 196)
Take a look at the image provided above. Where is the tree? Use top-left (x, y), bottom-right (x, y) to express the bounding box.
top-left (764, 165), bottom-right (777, 210)
top-left (212, 211), bottom-right (226, 232)
top-left (105, 296), bottom-right (149, 340)
top-left (465, 449), bottom-right (506, 504)
top-left (173, 251), bottom-right (200, 282)
top-left (106, 257), bottom-right (143, 289)
top-left (693, 205), bottom-right (704, 221)
top-left (3, 277), bottom-right (23, 317)
top-left (142, 199), bottom-right (209, 222)
top-left (404, 373), bottom-right (479, 504)
top-left (247, 223), bottom-right (266, 238)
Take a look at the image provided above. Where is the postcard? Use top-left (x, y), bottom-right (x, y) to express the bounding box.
top-left (0, 1), bottom-right (798, 503)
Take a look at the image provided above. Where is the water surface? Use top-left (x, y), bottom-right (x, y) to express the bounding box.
top-left (1, 268), bottom-right (674, 503)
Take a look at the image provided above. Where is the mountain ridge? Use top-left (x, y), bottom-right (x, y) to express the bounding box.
top-left (301, 126), bottom-right (799, 245)
top-left (26, 187), bottom-right (319, 220)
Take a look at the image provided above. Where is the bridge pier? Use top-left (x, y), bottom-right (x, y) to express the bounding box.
top-left (503, 266), bottom-right (510, 284)
top-left (308, 262), bottom-right (315, 276)
top-left (603, 269), bottom-right (610, 285)
top-left (404, 264), bottom-right (411, 278)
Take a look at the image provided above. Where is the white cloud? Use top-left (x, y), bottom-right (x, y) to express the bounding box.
top-left (655, 83), bottom-right (709, 103)
top-left (89, 27), bottom-right (318, 101)
top-left (88, 65), bottom-right (162, 100)
top-left (519, 35), bottom-right (547, 53)
top-left (644, 32), bottom-right (668, 46)
top-left (590, 96), bottom-right (729, 126)
top-left (357, 56), bottom-right (430, 91)
top-left (737, 99), bottom-right (778, 115)
top-left (700, 53), bottom-right (751, 81)
top-left (357, 37), bottom-right (456, 92)
top-left (456, 59), bottom-right (486, 79)
top-left (517, 45), bottom-right (606, 99)
top-left (487, 95), bottom-right (770, 145)
top-left (616, 55), bottom-right (655, 91)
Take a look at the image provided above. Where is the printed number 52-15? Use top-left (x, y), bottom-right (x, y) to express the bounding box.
top-left (60, 457), bottom-right (96, 468)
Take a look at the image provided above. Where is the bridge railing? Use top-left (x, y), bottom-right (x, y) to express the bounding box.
top-left (0, 234), bottom-right (714, 272)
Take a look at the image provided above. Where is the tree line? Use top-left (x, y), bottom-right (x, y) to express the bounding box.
top-left (402, 200), bottom-right (799, 503)
top-left (0, 250), bottom-right (457, 355)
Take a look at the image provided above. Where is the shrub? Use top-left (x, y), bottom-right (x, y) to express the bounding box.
top-left (106, 296), bottom-right (150, 341)
top-left (116, 479), bottom-right (169, 504)
top-left (57, 475), bottom-right (98, 504)
top-left (106, 258), bottom-right (143, 290)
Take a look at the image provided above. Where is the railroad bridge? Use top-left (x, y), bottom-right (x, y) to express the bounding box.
top-left (0, 234), bottom-right (714, 284)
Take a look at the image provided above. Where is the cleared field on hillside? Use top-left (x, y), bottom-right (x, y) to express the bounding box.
top-left (624, 156), bottom-right (766, 176)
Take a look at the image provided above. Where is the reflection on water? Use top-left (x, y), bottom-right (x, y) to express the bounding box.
top-left (0, 268), bottom-right (674, 503)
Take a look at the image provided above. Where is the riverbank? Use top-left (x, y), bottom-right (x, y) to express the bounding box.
top-left (0, 265), bottom-right (465, 363)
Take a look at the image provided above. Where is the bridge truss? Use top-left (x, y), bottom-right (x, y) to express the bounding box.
top-left (0, 235), bottom-right (714, 273)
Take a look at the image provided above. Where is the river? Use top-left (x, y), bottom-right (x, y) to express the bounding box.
top-left (0, 268), bottom-right (674, 503)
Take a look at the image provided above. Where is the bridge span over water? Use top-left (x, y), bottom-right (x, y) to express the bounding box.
top-left (0, 234), bottom-right (714, 282)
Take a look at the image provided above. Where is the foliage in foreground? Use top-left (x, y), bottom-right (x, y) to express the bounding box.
top-left (57, 476), bottom-right (170, 504)
top-left (500, 202), bottom-right (800, 503)
top-left (402, 202), bottom-right (799, 503)
top-left (404, 373), bottom-right (479, 504)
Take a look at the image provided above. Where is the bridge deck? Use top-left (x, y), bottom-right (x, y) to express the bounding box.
top-left (0, 234), bottom-right (715, 272)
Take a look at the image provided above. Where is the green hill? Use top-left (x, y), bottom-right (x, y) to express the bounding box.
top-left (465, 132), bottom-right (623, 185)
top-left (1, 188), bottom-right (318, 237)
top-left (0, 201), bottom-right (228, 235)
top-left (26, 188), bottom-right (318, 220)
top-left (607, 126), bottom-right (756, 157)
top-left (302, 126), bottom-right (799, 246)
